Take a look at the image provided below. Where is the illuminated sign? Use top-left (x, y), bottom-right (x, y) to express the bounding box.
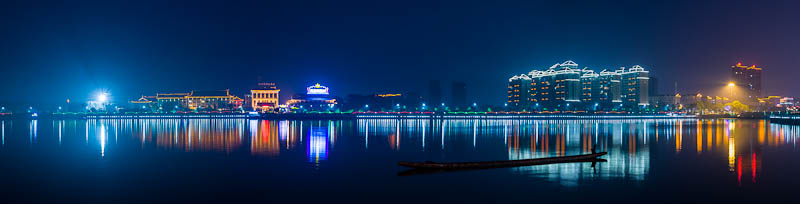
top-left (307, 83), bottom-right (329, 95)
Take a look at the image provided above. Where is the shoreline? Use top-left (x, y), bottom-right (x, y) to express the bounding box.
top-left (1, 112), bottom-right (701, 120)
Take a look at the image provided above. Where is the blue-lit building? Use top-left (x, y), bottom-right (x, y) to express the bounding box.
top-left (287, 83), bottom-right (338, 112)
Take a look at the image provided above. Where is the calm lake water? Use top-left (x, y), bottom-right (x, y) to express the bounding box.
top-left (1, 118), bottom-right (799, 202)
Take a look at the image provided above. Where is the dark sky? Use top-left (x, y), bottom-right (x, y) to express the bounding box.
top-left (1, 0), bottom-right (799, 106)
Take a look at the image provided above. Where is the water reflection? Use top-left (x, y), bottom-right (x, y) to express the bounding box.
top-left (356, 119), bottom-right (798, 187)
top-left (493, 120), bottom-right (653, 185)
top-left (3, 118), bottom-right (800, 188)
top-left (308, 126), bottom-right (328, 163)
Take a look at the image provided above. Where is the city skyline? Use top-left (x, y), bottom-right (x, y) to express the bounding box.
top-left (4, 1), bottom-right (800, 202)
top-left (1, 0), bottom-right (799, 106)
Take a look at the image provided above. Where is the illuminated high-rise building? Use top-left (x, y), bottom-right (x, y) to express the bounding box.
top-left (507, 60), bottom-right (649, 111)
top-left (526, 60), bottom-right (581, 110)
top-left (620, 65), bottom-right (650, 107)
top-left (507, 74), bottom-right (531, 109)
top-left (731, 62), bottom-right (762, 99)
top-left (598, 69), bottom-right (622, 105)
top-left (580, 69), bottom-right (600, 104)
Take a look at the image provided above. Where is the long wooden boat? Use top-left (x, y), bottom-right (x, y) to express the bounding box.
top-left (398, 152), bottom-right (607, 170)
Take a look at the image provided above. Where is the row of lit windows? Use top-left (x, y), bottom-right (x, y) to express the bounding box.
top-left (253, 93), bottom-right (278, 99)
top-left (159, 97), bottom-right (232, 102)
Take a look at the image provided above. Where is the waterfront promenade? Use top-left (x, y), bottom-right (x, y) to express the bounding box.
top-left (0, 112), bottom-right (699, 120)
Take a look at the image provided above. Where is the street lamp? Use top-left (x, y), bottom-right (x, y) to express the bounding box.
top-left (97, 93), bottom-right (108, 103)
top-left (728, 82), bottom-right (735, 100)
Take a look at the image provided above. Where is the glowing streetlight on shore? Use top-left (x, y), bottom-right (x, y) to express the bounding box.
top-left (97, 93), bottom-right (108, 103)
top-left (727, 81), bottom-right (736, 99)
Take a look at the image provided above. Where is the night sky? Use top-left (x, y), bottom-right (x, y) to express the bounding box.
top-left (1, 0), bottom-right (799, 106)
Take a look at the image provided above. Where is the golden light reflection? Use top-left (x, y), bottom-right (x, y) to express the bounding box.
top-left (251, 120), bottom-right (280, 156)
top-left (716, 120), bottom-right (723, 148)
top-left (706, 120), bottom-right (712, 151)
top-left (675, 120), bottom-right (682, 153)
top-left (758, 120), bottom-right (765, 145)
top-left (696, 120), bottom-right (702, 154)
top-left (728, 134), bottom-right (735, 172)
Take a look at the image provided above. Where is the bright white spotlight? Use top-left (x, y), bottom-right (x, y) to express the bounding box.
top-left (97, 93), bottom-right (108, 103)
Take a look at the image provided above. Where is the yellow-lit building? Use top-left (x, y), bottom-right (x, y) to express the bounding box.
top-left (154, 90), bottom-right (243, 111)
top-left (250, 82), bottom-right (280, 112)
